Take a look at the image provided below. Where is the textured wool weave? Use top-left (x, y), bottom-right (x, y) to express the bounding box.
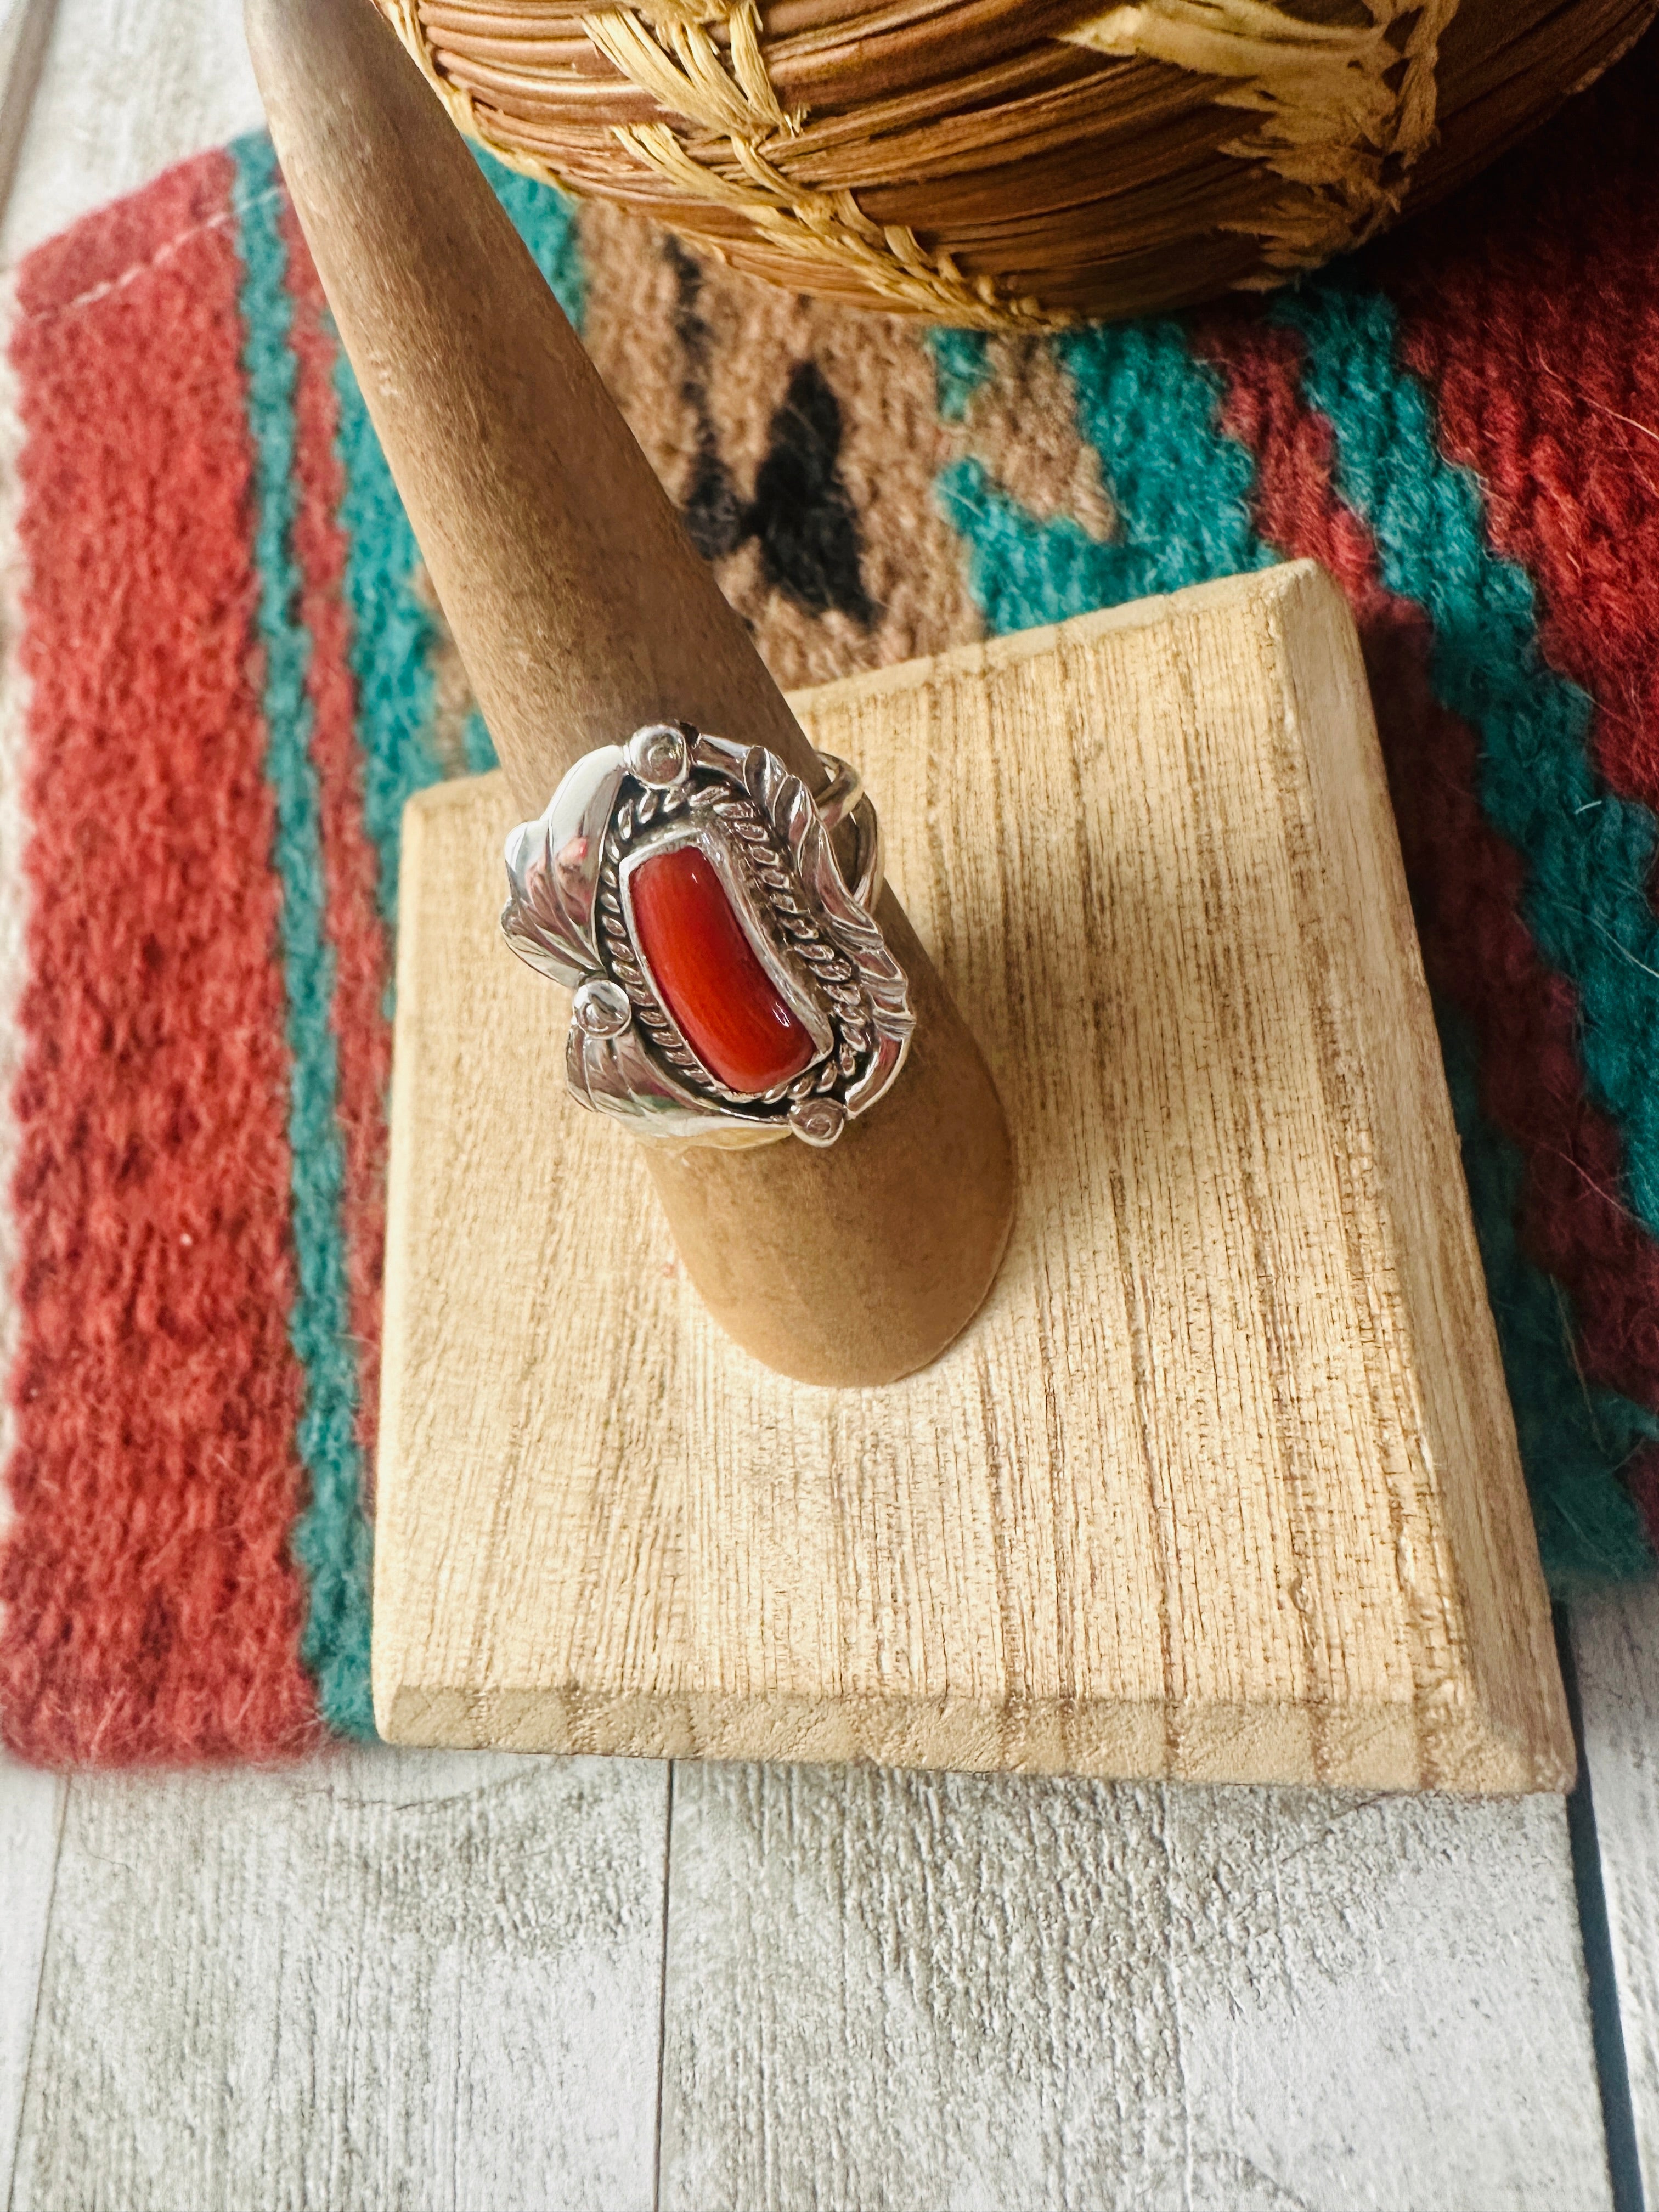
top-left (3, 38), bottom-right (1658, 1764)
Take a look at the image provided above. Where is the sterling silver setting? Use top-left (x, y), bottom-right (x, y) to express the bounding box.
top-left (501, 721), bottom-right (914, 1147)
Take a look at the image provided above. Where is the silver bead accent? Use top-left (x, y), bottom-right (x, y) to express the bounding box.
top-left (788, 1096), bottom-right (848, 1147)
top-left (624, 721), bottom-right (691, 789)
top-left (572, 977), bottom-right (632, 1037)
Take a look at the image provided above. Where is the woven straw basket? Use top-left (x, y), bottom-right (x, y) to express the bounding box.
top-left (377, 1), bottom-right (1658, 326)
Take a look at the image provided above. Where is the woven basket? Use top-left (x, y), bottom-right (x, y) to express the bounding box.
top-left (377, 1), bottom-right (1658, 326)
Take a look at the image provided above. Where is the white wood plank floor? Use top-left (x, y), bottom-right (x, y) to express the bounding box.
top-left (1573, 1584), bottom-right (1659, 2205)
top-left (0, 0), bottom-right (1649, 2204)
top-left (4, 1748), bottom-right (668, 2211)
top-left (663, 1764), bottom-right (1610, 2210)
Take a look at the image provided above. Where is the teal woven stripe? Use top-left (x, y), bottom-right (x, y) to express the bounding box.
top-left (1278, 284), bottom-right (1659, 1237)
top-left (333, 356), bottom-right (444, 918)
top-left (335, 148), bottom-right (583, 915)
top-left (936, 460), bottom-right (1169, 633)
top-left (935, 320), bottom-right (1273, 635)
top-left (926, 328), bottom-right (991, 425)
top-left (1056, 323), bottom-right (1273, 592)
top-left (231, 135), bottom-right (374, 1736)
top-left (1437, 1006), bottom-right (1655, 1590)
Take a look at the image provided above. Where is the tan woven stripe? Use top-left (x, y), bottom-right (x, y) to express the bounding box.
top-left (567, 204), bottom-right (991, 683)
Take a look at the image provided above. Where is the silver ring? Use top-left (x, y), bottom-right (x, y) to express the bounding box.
top-left (501, 721), bottom-right (915, 1148)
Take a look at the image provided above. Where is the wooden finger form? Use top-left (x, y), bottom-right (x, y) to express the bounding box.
top-left (246, 0), bottom-right (1015, 1386)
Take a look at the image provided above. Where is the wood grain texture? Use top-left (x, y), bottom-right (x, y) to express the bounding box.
top-left (376, 562), bottom-right (1570, 1790)
top-left (660, 1760), bottom-right (1615, 2212)
top-left (1573, 1581), bottom-right (1659, 2198)
top-left (5, 1747), bottom-right (669, 2212)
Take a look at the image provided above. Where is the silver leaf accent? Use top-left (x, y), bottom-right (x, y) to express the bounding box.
top-left (501, 747), bottom-right (626, 988)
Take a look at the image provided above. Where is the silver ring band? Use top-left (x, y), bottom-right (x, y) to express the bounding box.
top-left (811, 754), bottom-right (882, 913)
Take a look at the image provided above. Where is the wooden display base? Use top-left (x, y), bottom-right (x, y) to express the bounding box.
top-left (373, 563), bottom-right (1572, 1792)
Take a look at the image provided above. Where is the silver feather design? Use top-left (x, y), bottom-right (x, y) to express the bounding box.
top-left (501, 748), bottom-right (625, 988)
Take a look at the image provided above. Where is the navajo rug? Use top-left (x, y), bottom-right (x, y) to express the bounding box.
top-left (3, 38), bottom-right (1658, 1765)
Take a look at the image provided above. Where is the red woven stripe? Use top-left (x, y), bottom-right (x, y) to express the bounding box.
top-left (15, 159), bottom-right (234, 323)
top-left (1379, 38), bottom-right (1659, 821)
top-left (1195, 311), bottom-right (1659, 1430)
top-left (1, 151), bottom-right (318, 1762)
top-left (279, 199), bottom-right (390, 1486)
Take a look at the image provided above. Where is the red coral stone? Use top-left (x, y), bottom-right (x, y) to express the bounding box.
top-left (629, 844), bottom-right (818, 1095)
